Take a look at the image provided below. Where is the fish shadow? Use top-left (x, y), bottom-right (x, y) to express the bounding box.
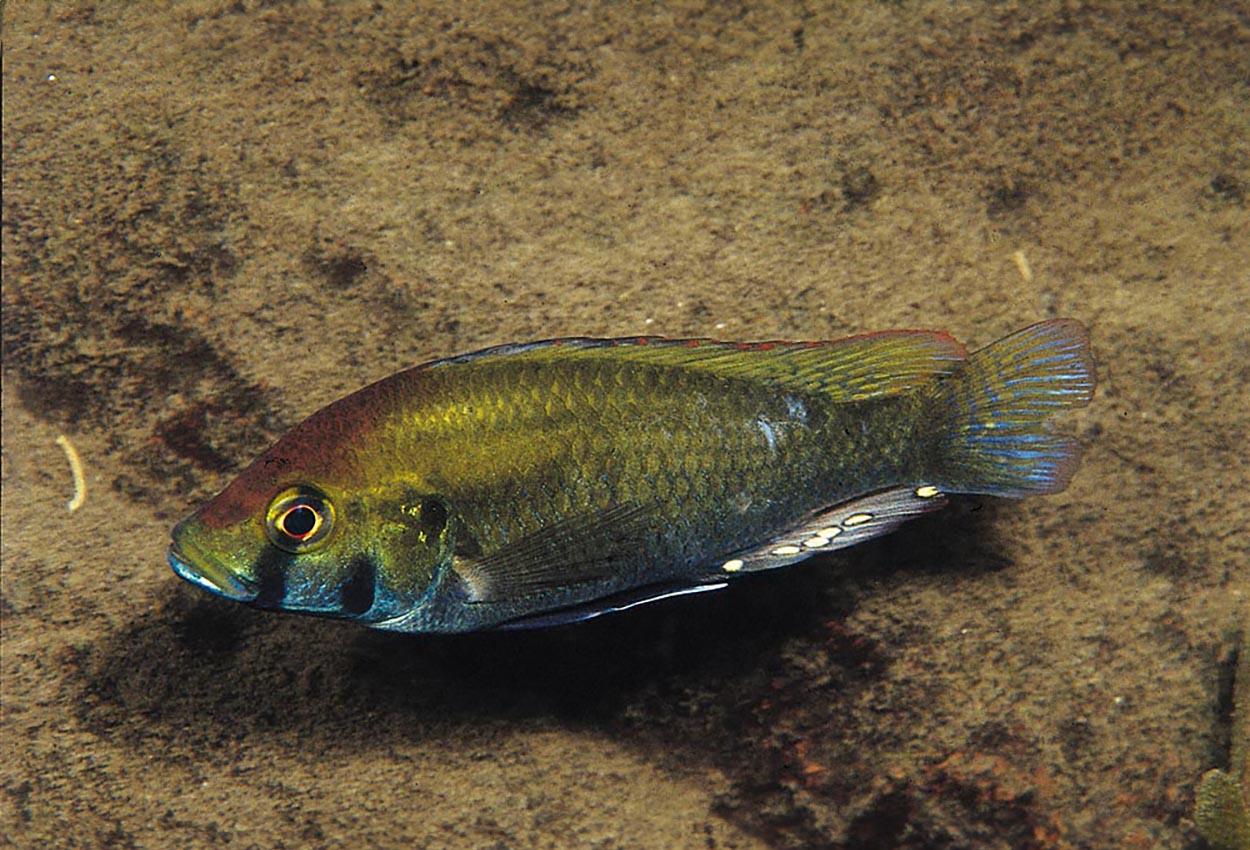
top-left (72, 499), bottom-right (1010, 761)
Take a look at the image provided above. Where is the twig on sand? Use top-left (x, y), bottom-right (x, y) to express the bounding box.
top-left (55, 435), bottom-right (86, 513)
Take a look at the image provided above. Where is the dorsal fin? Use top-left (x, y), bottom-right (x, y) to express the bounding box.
top-left (429, 332), bottom-right (968, 402)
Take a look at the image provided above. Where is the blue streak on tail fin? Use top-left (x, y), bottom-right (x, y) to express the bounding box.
top-left (935, 319), bottom-right (1095, 497)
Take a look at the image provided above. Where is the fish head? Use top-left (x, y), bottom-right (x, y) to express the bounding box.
top-left (168, 456), bottom-right (454, 625)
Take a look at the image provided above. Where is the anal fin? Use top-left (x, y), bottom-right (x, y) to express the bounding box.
top-left (713, 485), bottom-right (948, 575)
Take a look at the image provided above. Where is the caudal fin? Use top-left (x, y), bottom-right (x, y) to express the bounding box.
top-left (934, 319), bottom-right (1095, 497)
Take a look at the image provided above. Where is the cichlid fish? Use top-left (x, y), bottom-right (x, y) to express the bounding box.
top-left (168, 319), bottom-right (1094, 632)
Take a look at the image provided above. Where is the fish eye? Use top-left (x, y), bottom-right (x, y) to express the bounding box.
top-left (266, 486), bottom-right (335, 553)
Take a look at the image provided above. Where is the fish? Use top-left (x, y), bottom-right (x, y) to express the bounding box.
top-left (168, 319), bottom-right (1095, 632)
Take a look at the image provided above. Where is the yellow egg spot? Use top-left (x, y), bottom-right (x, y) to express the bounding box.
top-left (722, 559), bottom-right (745, 573)
top-left (843, 513), bottom-right (873, 526)
top-left (803, 536), bottom-right (829, 549)
top-left (771, 545), bottom-right (802, 556)
top-left (817, 527), bottom-right (842, 538)
top-left (916, 485), bottom-right (940, 498)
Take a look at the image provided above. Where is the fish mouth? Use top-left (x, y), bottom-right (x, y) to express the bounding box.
top-left (167, 535), bottom-right (256, 603)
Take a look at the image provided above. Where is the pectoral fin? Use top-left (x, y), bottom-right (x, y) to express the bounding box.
top-left (453, 503), bottom-right (655, 603)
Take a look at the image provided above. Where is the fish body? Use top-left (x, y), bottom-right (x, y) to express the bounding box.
top-left (168, 319), bottom-right (1094, 632)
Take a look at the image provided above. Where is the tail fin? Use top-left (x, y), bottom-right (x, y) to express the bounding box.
top-left (934, 319), bottom-right (1095, 497)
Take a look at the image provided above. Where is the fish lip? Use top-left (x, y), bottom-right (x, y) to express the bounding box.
top-left (167, 540), bottom-right (257, 602)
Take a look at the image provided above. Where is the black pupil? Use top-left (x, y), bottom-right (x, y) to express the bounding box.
top-left (283, 504), bottom-right (318, 538)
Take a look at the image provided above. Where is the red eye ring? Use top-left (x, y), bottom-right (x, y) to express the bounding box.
top-left (265, 486), bottom-right (334, 552)
top-left (277, 503), bottom-right (321, 540)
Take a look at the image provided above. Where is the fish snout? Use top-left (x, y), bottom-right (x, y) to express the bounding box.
top-left (167, 523), bottom-right (257, 602)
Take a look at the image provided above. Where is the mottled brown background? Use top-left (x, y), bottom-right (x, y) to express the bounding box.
top-left (3, 2), bottom-right (1248, 848)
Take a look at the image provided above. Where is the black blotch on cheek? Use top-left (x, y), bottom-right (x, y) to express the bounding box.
top-left (420, 498), bottom-right (448, 535)
top-left (252, 548), bottom-right (291, 609)
top-left (340, 555), bottom-right (376, 617)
